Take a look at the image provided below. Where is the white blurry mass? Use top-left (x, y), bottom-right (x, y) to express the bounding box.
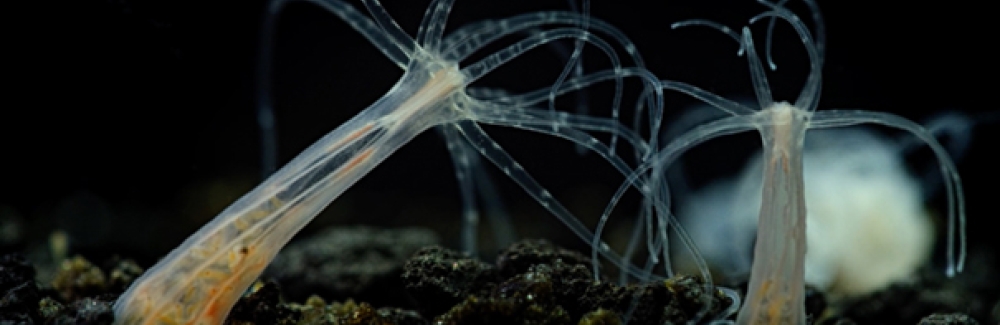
top-left (673, 126), bottom-right (934, 298)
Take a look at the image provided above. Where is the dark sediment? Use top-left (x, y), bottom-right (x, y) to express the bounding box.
top-left (1, 227), bottom-right (996, 324)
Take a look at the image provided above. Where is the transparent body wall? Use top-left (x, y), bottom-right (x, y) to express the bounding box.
top-left (113, 55), bottom-right (466, 324)
top-left (112, 0), bottom-right (706, 324)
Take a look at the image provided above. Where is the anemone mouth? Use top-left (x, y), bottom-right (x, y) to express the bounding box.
top-left (756, 102), bottom-right (810, 127)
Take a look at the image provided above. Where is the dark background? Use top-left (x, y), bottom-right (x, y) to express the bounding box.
top-left (3, 0), bottom-right (995, 269)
